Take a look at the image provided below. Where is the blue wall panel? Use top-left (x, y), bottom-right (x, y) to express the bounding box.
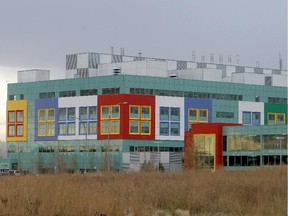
top-left (35, 98), bottom-right (59, 141)
top-left (184, 98), bottom-right (212, 130)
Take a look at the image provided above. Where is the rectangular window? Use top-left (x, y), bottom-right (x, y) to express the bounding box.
top-left (16, 125), bottom-right (23, 136)
top-left (170, 108), bottom-right (180, 121)
top-left (141, 107), bottom-right (150, 119)
top-left (242, 112), bottom-right (251, 125)
top-left (59, 108), bottom-right (66, 121)
top-left (47, 123), bottom-right (55, 136)
top-left (48, 109), bottom-right (55, 121)
top-left (160, 107), bottom-right (169, 121)
top-left (16, 111), bottom-right (23, 122)
top-left (67, 108), bottom-right (75, 121)
top-left (101, 106), bottom-right (109, 119)
top-left (268, 113), bottom-right (276, 125)
top-left (252, 112), bottom-right (260, 125)
top-left (141, 122), bottom-right (150, 134)
top-left (111, 121), bottom-right (120, 134)
top-left (188, 109), bottom-right (197, 122)
top-left (38, 123), bottom-right (46, 136)
top-left (59, 123), bottom-right (66, 135)
top-left (130, 121), bottom-right (139, 134)
top-left (160, 122), bottom-right (169, 135)
top-left (89, 122), bottom-right (97, 134)
top-left (39, 109), bottom-right (46, 121)
top-left (79, 107), bottom-right (87, 120)
top-left (170, 123), bottom-right (180, 136)
top-left (101, 121), bottom-right (109, 134)
top-left (89, 107), bottom-right (97, 120)
top-left (79, 122), bottom-right (87, 135)
top-left (199, 109), bottom-right (208, 122)
top-left (67, 122), bottom-right (75, 135)
top-left (277, 114), bottom-right (285, 125)
top-left (8, 125), bottom-right (15, 136)
top-left (8, 111), bottom-right (15, 123)
top-left (111, 106), bottom-right (120, 119)
top-left (130, 106), bottom-right (139, 119)
top-left (80, 89), bottom-right (97, 96)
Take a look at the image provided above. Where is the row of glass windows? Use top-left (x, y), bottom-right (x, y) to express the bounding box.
top-left (224, 135), bottom-right (287, 151)
top-left (216, 112), bottom-right (234, 119)
top-left (38, 89), bottom-right (98, 99)
top-left (268, 97), bottom-right (287, 104)
top-left (129, 146), bottom-right (183, 152)
top-left (130, 88), bottom-right (243, 101)
top-left (38, 146), bottom-right (97, 153)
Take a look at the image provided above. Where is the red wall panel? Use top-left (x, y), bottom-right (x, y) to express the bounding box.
top-left (98, 94), bottom-right (155, 140)
top-left (184, 123), bottom-right (241, 169)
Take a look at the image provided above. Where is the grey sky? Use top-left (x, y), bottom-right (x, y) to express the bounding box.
top-left (0, 0), bottom-right (287, 76)
top-left (0, 0), bottom-right (287, 141)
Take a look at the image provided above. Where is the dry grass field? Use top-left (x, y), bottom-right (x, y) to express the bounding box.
top-left (0, 167), bottom-right (287, 216)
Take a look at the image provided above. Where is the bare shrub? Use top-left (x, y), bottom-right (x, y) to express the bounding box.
top-left (0, 167), bottom-right (286, 216)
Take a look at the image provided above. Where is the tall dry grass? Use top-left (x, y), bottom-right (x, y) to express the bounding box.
top-left (0, 167), bottom-right (287, 216)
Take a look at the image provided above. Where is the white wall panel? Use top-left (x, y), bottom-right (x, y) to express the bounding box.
top-left (263, 69), bottom-right (272, 75)
top-left (187, 62), bottom-right (197, 69)
top-left (155, 96), bottom-right (185, 140)
top-left (58, 96), bottom-right (98, 140)
top-left (161, 152), bottom-right (169, 163)
top-left (77, 53), bottom-right (89, 68)
top-left (238, 101), bottom-right (264, 125)
top-left (271, 74), bottom-right (287, 87)
top-left (167, 61), bottom-right (177, 70)
top-left (123, 56), bottom-right (134, 62)
top-left (122, 153), bottom-right (130, 163)
top-left (226, 66), bottom-right (236, 77)
top-left (100, 54), bottom-right (112, 64)
top-left (245, 67), bottom-right (254, 73)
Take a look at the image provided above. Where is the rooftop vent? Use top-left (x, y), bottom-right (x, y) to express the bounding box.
top-left (169, 73), bottom-right (177, 78)
top-left (113, 67), bottom-right (121, 75)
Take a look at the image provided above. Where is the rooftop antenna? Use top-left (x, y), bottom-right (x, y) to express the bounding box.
top-left (279, 52), bottom-right (283, 71)
top-left (120, 48), bottom-right (125, 56)
top-left (256, 61), bottom-right (260, 68)
top-left (201, 52), bottom-right (205, 63)
top-left (210, 53), bottom-right (214, 63)
top-left (228, 55), bottom-right (232, 65)
top-left (139, 52), bottom-right (142, 58)
top-left (192, 51), bottom-right (196, 62)
top-left (236, 55), bottom-right (240, 66)
top-left (219, 53), bottom-right (223, 64)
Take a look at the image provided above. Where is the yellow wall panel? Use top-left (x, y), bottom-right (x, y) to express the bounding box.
top-left (6, 100), bottom-right (28, 142)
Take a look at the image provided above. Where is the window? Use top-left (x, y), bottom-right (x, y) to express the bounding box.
top-left (160, 107), bottom-right (180, 136)
top-left (58, 107), bottom-right (75, 136)
top-left (38, 109), bottom-right (55, 136)
top-left (188, 108), bottom-right (208, 128)
top-left (216, 112), bottom-right (234, 119)
top-left (268, 113), bottom-right (286, 125)
top-left (39, 92), bottom-right (55, 99)
top-left (242, 112), bottom-right (261, 125)
top-left (59, 90), bottom-right (76, 98)
top-left (80, 89), bottom-right (97, 96)
top-left (102, 88), bottom-right (120, 95)
top-left (242, 112), bottom-right (251, 125)
top-left (79, 106), bottom-right (97, 135)
top-left (8, 110), bottom-right (24, 137)
top-left (100, 105), bottom-right (120, 135)
top-left (8, 95), bottom-right (16, 101)
top-left (20, 94), bottom-right (24, 100)
top-left (129, 105), bottom-right (151, 135)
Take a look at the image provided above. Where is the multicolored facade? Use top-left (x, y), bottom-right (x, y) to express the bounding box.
top-left (5, 53), bottom-right (288, 173)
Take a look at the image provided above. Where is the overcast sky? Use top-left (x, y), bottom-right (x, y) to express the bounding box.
top-left (0, 0), bottom-right (287, 141)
